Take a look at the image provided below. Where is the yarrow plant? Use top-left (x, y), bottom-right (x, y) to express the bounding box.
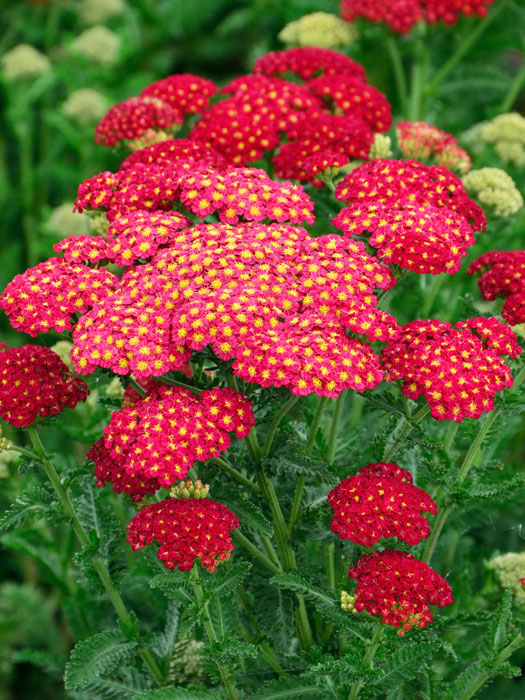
top-left (1, 7), bottom-right (525, 700)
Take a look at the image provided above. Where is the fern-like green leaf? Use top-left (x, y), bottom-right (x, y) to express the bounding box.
top-left (270, 572), bottom-right (337, 607)
top-left (64, 629), bottom-right (138, 690)
top-left (252, 676), bottom-right (326, 699)
top-left (132, 689), bottom-right (218, 700)
top-left (373, 641), bottom-right (443, 689)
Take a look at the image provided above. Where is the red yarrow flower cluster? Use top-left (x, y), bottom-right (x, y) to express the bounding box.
top-left (396, 121), bottom-right (471, 174)
top-left (333, 159), bottom-right (484, 274)
top-left (95, 97), bottom-right (183, 148)
top-left (340, 0), bottom-right (494, 34)
top-left (0, 257), bottom-right (117, 337)
top-left (140, 74), bottom-right (217, 114)
top-left (126, 497), bottom-right (239, 572)
top-left (468, 250), bottom-right (525, 326)
top-left (381, 317), bottom-right (521, 421)
top-left (70, 222), bottom-right (397, 396)
top-left (328, 462), bottom-right (437, 547)
top-left (91, 383), bottom-right (255, 495)
top-left (0, 344), bottom-right (88, 427)
top-left (253, 47), bottom-right (367, 81)
top-left (348, 550), bottom-right (453, 632)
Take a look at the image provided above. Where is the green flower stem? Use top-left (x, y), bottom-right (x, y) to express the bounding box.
top-left (288, 396), bottom-right (330, 532)
top-left (499, 58), bottom-right (525, 113)
top-left (327, 392), bottom-right (345, 465)
top-left (442, 420), bottom-right (459, 453)
top-left (26, 427), bottom-right (164, 684)
top-left (457, 633), bottom-right (523, 700)
top-left (190, 567), bottom-right (240, 700)
top-left (408, 24), bottom-right (429, 121)
top-left (232, 530), bottom-right (282, 576)
top-left (9, 445), bottom-right (41, 460)
top-left (159, 374), bottom-right (203, 395)
top-left (348, 625), bottom-right (384, 700)
top-left (423, 364), bottom-right (525, 564)
top-left (212, 456), bottom-right (261, 493)
top-left (128, 376), bottom-right (146, 398)
top-left (383, 403), bottom-right (431, 462)
top-left (261, 535), bottom-right (281, 569)
top-left (257, 471), bottom-right (295, 571)
top-left (261, 394), bottom-right (300, 459)
top-left (386, 36), bottom-right (409, 115)
top-left (420, 274), bottom-right (445, 317)
top-left (427, 0), bottom-right (510, 94)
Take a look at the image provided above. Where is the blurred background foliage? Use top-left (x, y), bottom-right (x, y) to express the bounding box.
top-left (0, 0), bottom-right (524, 698)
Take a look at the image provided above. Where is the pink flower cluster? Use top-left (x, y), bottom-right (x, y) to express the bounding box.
top-left (349, 550), bottom-right (453, 633)
top-left (396, 121), bottom-right (471, 174)
top-left (382, 317), bottom-right (521, 421)
top-left (0, 344), bottom-right (88, 427)
top-left (468, 250), bottom-right (525, 326)
top-left (333, 159), bottom-right (485, 274)
top-left (328, 462), bottom-right (436, 546)
top-left (126, 497), bottom-right (239, 572)
top-left (89, 383), bottom-right (255, 497)
top-left (340, 0), bottom-right (495, 34)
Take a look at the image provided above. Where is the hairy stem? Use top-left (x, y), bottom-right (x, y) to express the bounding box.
top-left (261, 394), bottom-right (300, 459)
top-left (327, 392), bottom-right (345, 465)
top-left (26, 427), bottom-right (164, 684)
top-left (383, 403), bottom-right (430, 462)
top-left (456, 634), bottom-right (523, 700)
top-left (232, 530), bottom-right (282, 575)
top-left (348, 625), bottom-right (384, 700)
top-left (212, 456), bottom-right (260, 493)
top-left (190, 567), bottom-right (240, 700)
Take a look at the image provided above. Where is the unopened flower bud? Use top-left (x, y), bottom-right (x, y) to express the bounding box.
top-left (279, 12), bottom-right (358, 48)
top-left (170, 479), bottom-right (210, 500)
top-left (341, 590), bottom-right (358, 613)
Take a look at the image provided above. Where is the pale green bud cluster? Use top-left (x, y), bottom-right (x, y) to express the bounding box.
top-left (169, 637), bottom-right (205, 686)
top-left (51, 341), bottom-right (74, 369)
top-left (488, 552), bottom-right (525, 604)
top-left (128, 128), bottom-right (172, 152)
top-left (341, 590), bottom-right (358, 613)
top-left (462, 167), bottom-right (523, 218)
top-left (0, 426), bottom-right (10, 454)
top-left (170, 479), bottom-right (210, 499)
top-left (47, 203), bottom-right (89, 237)
top-left (71, 27), bottom-right (121, 65)
top-left (278, 12), bottom-right (358, 48)
top-left (105, 377), bottom-right (124, 400)
top-left (481, 113), bottom-right (525, 168)
top-left (63, 88), bottom-right (108, 124)
top-left (2, 44), bottom-right (50, 81)
top-left (79, 0), bottom-right (126, 25)
top-left (369, 133), bottom-right (393, 159)
top-left (87, 210), bottom-right (110, 237)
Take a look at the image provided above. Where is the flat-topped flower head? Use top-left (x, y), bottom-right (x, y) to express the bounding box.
top-left (381, 317), bottom-right (521, 421)
top-left (95, 96), bottom-right (183, 148)
top-left (468, 251), bottom-right (525, 326)
top-left (0, 345), bottom-right (88, 427)
top-left (348, 550), bottom-right (453, 633)
top-left (396, 121), bottom-right (471, 174)
top-left (140, 74), bottom-right (217, 115)
top-left (308, 75), bottom-right (392, 132)
top-left (126, 497), bottom-right (239, 572)
top-left (278, 12), bottom-right (359, 48)
top-left (328, 462), bottom-right (437, 546)
top-left (463, 168), bottom-right (523, 218)
top-left (93, 384), bottom-right (254, 494)
top-left (0, 257), bottom-right (117, 337)
top-left (340, 0), bottom-right (494, 34)
top-left (253, 46), bottom-right (367, 81)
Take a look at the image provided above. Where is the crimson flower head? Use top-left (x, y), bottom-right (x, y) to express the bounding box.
top-left (0, 257), bottom-right (117, 337)
top-left (349, 550), bottom-right (453, 633)
top-left (467, 250), bottom-right (525, 326)
top-left (95, 96), bottom-right (183, 148)
top-left (253, 47), bottom-right (367, 81)
top-left (0, 344), bottom-right (88, 427)
top-left (328, 462), bottom-right (437, 547)
top-left (90, 383), bottom-right (255, 497)
top-left (333, 159), bottom-right (485, 275)
top-left (340, 0), bottom-right (494, 35)
top-left (396, 121), bottom-right (471, 174)
top-left (126, 497), bottom-right (239, 572)
top-left (140, 73), bottom-right (217, 114)
top-left (382, 317), bottom-right (521, 421)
